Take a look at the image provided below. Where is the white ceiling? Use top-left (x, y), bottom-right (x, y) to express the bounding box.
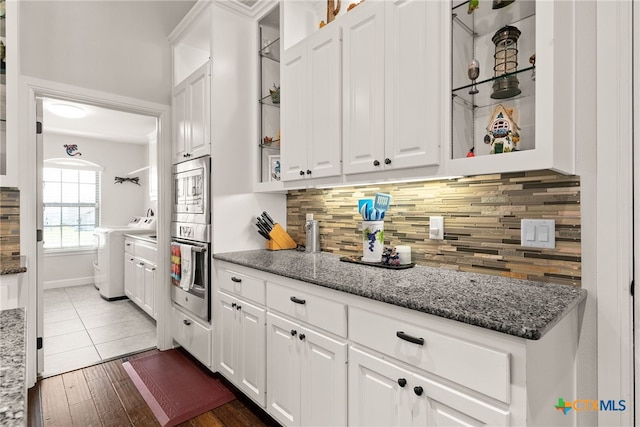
top-left (42, 98), bottom-right (158, 145)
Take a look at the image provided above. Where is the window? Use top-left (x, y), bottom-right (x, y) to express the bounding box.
top-left (43, 163), bottom-right (101, 250)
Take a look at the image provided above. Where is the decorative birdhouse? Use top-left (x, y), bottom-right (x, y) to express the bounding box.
top-left (484, 104), bottom-right (520, 154)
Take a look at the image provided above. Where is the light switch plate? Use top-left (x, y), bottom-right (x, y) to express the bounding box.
top-left (430, 216), bottom-right (444, 240)
top-left (521, 219), bottom-right (555, 249)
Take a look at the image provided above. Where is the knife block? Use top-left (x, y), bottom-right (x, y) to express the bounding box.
top-left (266, 223), bottom-right (298, 250)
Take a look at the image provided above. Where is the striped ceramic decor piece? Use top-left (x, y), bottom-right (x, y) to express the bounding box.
top-left (0, 187), bottom-right (21, 269)
top-left (287, 170), bottom-right (581, 287)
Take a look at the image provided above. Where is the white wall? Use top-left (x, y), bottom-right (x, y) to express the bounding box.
top-left (19, 1), bottom-right (195, 105)
top-left (44, 132), bottom-right (149, 226)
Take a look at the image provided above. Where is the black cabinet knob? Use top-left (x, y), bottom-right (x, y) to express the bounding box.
top-left (306, 170), bottom-right (311, 175)
top-left (385, 158), bottom-right (391, 165)
top-left (397, 378), bottom-right (407, 388)
top-left (290, 329), bottom-right (297, 336)
top-left (231, 276), bottom-right (242, 283)
top-left (231, 302), bottom-right (237, 308)
top-left (299, 334), bottom-right (306, 341)
top-left (183, 319), bottom-right (191, 326)
top-left (414, 386), bottom-right (423, 396)
top-left (236, 305), bottom-right (242, 311)
top-left (373, 160), bottom-right (380, 166)
top-left (299, 170), bottom-right (305, 176)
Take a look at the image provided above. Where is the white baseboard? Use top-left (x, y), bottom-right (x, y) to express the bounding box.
top-left (44, 277), bottom-right (95, 290)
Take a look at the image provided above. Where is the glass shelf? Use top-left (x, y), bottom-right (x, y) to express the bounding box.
top-left (259, 94), bottom-right (280, 108)
top-left (260, 139), bottom-right (280, 150)
top-left (452, 1), bottom-right (535, 40)
top-left (452, 66), bottom-right (535, 109)
top-left (259, 37), bottom-right (280, 63)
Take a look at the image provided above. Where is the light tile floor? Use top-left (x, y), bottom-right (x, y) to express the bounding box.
top-left (42, 284), bottom-right (156, 377)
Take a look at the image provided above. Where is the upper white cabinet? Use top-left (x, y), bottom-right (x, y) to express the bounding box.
top-left (281, 24), bottom-right (342, 182)
top-left (448, 0), bottom-right (576, 175)
top-left (341, 2), bottom-right (386, 175)
top-left (343, 0), bottom-right (442, 175)
top-left (0, 1), bottom-right (16, 187)
top-left (170, 4), bottom-right (212, 165)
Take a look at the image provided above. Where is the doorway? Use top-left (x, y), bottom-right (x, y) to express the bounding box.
top-left (37, 95), bottom-right (160, 378)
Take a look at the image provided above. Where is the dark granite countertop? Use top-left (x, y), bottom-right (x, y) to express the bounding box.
top-left (0, 308), bottom-right (26, 426)
top-left (213, 249), bottom-right (587, 340)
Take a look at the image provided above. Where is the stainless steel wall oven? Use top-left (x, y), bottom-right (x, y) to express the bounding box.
top-left (170, 156), bottom-right (211, 322)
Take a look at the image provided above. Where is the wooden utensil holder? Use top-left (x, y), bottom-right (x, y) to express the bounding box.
top-left (266, 223), bottom-right (298, 250)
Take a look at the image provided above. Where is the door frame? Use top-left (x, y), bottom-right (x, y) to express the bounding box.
top-left (19, 76), bottom-right (173, 386)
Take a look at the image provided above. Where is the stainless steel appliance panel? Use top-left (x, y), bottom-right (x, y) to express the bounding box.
top-left (172, 156), bottom-right (210, 225)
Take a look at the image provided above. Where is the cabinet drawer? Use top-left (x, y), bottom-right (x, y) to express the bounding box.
top-left (266, 282), bottom-right (347, 337)
top-left (172, 307), bottom-right (211, 367)
top-left (349, 306), bottom-right (510, 403)
top-left (135, 241), bottom-right (157, 263)
top-left (218, 268), bottom-right (265, 305)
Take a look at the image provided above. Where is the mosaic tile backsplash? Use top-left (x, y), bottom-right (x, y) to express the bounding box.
top-left (0, 187), bottom-right (20, 269)
top-left (287, 171), bottom-right (581, 287)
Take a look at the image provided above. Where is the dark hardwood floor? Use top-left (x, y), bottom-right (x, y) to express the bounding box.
top-left (27, 349), bottom-right (281, 427)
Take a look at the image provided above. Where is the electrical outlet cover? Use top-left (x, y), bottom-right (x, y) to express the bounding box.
top-left (430, 216), bottom-right (444, 240)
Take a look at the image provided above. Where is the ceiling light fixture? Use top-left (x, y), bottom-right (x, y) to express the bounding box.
top-left (47, 103), bottom-right (87, 119)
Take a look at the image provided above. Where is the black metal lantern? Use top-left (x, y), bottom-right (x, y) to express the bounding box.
top-left (491, 25), bottom-right (521, 99)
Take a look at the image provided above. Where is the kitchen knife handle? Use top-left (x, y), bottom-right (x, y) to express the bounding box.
top-left (262, 211), bottom-right (276, 226)
top-left (396, 331), bottom-right (424, 346)
top-left (290, 296), bottom-right (306, 305)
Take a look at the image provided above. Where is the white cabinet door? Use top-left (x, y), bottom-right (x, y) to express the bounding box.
top-left (123, 253), bottom-right (135, 299)
top-left (142, 262), bottom-right (156, 318)
top-left (349, 346), bottom-right (413, 427)
top-left (172, 62), bottom-right (211, 164)
top-left (172, 82), bottom-right (189, 163)
top-left (342, 1), bottom-right (386, 175)
top-left (384, 0), bottom-right (441, 170)
top-left (218, 291), bottom-right (238, 379)
top-left (411, 371), bottom-right (509, 427)
top-left (307, 25), bottom-right (342, 180)
top-left (236, 299), bottom-right (266, 407)
top-left (267, 312), bottom-right (301, 427)
top-left (133, 259), bottom-right (145, 307)
top-left (281, 43), bottom-right (309, 182)
top-left (299, 325), bottom-right (347, 427)
top-left (188, 62), bottom-right (211, 160)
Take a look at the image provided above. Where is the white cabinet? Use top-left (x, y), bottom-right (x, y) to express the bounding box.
top-left (217, 290), bottom-right (266, 407)
top-left (349, 346), bottom-right (509, 427)
top-left (341, 1), bottom-right (385, 175)
top-left (172, 305), bottom-right (212, 367)
top-left (448, 0), bottom-right (577, 175)
top-left (266, 311), bottom-right (347, 427)
top-left (281, 25), bottom-right (342, 182)
top-left (172, 61), bottom-right (211, 164)
top-left (123, 237), bottom-right (157, 319)
top-left (341, 0), bottom-right (442, 175)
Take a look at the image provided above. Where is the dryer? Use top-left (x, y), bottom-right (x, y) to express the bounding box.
top-left (93, 216), bottom-right (156, 300)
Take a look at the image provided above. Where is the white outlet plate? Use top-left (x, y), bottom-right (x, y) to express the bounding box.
top-left (430, 216), bottom-right (444, 240)
top-left (521, 219), bottom-right (556, 249)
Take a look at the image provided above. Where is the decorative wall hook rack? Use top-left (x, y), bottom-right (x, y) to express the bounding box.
top-left (114, 176), bottom-right (141, 186)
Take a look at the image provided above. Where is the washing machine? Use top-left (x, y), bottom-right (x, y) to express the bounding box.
top-left (93, 216), bottom-right (156, 300)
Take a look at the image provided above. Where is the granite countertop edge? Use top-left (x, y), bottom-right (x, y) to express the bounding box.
top-left (0, 308), bottom-right (26, 426)
top-left (213, 250), bottom-right (587, 341)
top-left (0, 256), bottom-right (28, 276)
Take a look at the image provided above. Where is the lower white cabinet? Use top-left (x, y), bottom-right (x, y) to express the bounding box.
top-left (172, 306), bottom-right (212, 367)
top-left (266, 311), bottom-right (347, 427)
top-left (217, 290), bottom-right (266, 407)
top-left (123, 237), bottom-right (157, 319)
top-left (349, 346), bottom-right (508, 427)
